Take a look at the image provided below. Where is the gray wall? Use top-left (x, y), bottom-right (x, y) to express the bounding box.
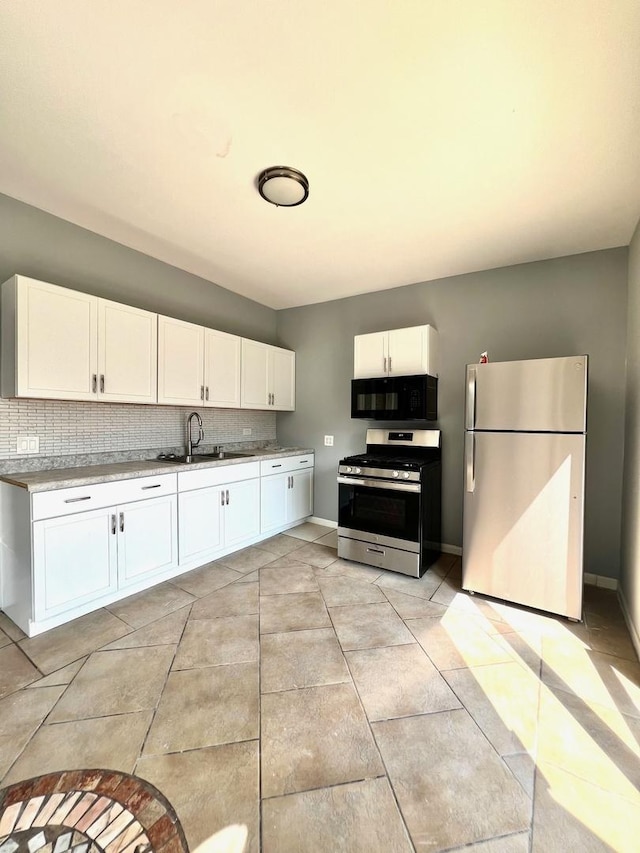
top-left (0, 193), bottom-right (277, 342)
top-left (620, 218), bottom-right (640, 648)
top-left (277, 248), bottom-right (628, 579)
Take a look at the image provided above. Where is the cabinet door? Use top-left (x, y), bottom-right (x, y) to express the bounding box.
top-left (260, 472), bottom-right (289, 533)
top-left (353, 331), bottom-right (387, 379)
top-left (16, 277), bottom-right (98, 400)
top-left (241, 339), bottom-right (270, 409)
top-left (288, 468), bottom-right (313, 523)
top-left (117, 494), bottom-right (178, 588)
top-left (388, 325), bottom-right (437, 376)
top-left (98, 299), bottom-right (158, 403)
top-left (271, 347), bottom-right (295, 410)
top-left (178, 486), bottom-right (224, 564)
top-left (33, 507), bottom-right (117, 619)
top-left (204, 329), bottom-right (241, 408)
top-left (224, 478), bottom-right (260, 548)
top-left (158, 315), bottom-right (205, 405)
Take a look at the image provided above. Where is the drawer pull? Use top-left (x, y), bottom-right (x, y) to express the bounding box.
top-left (119, 512), bottom-right (125, 533)
top-left (141, 484), bottom-right (161, 490)
top-left (111, 513), bottom-right (116, 534)
top-left (272, 464), bottom-right (282, 468)
top-left (64, 496), bottom-right (91, 503)
top-left (299, 459), bottom-right (308, 464)
top-left (367, 547), bottom-right (385, 555)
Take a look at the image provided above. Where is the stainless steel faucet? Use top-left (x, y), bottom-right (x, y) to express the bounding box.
top-left (186, 411), bottom-right (204, 458)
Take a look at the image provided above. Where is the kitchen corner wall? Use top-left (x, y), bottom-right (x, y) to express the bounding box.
top-left (0, 193), bottom-right (279, 471)
top-left (620, 216), bottom-right (640, 651)
top-left (276, 248), bottom-right (628, 580)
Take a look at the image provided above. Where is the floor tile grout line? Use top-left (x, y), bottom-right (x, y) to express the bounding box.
top-left (135, 601), bottom-right (194, 768)
top-left (259, 772), bottom-right (389, 802)
top-left (337, 628), bottom-right (418, 853)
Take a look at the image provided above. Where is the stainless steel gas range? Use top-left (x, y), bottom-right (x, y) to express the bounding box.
top-left (337, 428), bottom-right (441, 578)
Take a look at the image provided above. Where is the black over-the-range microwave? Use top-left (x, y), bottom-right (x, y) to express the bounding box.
top-left (351, 374), bottom-right (438, 420)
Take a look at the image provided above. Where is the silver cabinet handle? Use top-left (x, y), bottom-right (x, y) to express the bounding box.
top-left (119, 511), bottom-right (124, 533)
top-left (141, 484), bottom-right (161, 490)
top-left (367, 547), bottom-right (385, 555)
top-left (64, 496), bottom-right (91, 503)
top-left (466, 366), bottom-right (477, 430)
top-left (100, 374), bottom-right (105, 393)
top-left (200, 385), bottom-right (205, 400)
top-left (272, 463), bottom-right (282, 468)
top-left (226, 489), bottom-right (230, 505)
top-left (205, 386), bottom-right (209, 401)
top-left (92, 374), bottom-right (97, 393)
top-left (221, 491), bottom-right (225, 506)
top-left (388, 356), bottom-right (392, 373)
top-left (465, 433), bottom-right (476, 493)
top-left (288, 476), bottom-right (292, 489)
top-left (383, 356), bottom-right (387, 373)
top-left (111, 513), bottom-right (116, 534)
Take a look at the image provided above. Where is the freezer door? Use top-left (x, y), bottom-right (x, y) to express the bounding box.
top-left (462, 431), bottom-right (585, 619)
top-left (466, 356), bottom-right (587, 432)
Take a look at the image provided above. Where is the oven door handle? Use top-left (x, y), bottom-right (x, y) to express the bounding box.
top-left (337, 475), bottom-right (421, 493)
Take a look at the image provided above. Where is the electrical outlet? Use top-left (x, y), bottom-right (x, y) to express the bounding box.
top-left (17, 435), bottom-right (40, 454)
top-left (324, 435), bottom-right (334, 446)
top-left (243, 428), bottom-right (252, 435)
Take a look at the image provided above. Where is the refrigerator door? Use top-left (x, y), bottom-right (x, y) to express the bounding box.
top-left (466, 356), bottom-right (587, 433)
top-left (463, 431), bottom-right (585, 619)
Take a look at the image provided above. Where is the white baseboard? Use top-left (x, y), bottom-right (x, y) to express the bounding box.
top-left (441, 543), bottom-right (462, 556)
top-left (618, 586), bottom-right (640, 661)
top-left (309, 516), bottom-right (337, 528)
top-left (583, 573), bottom-right (618, 590)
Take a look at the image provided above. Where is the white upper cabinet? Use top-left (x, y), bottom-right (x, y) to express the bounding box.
top-left (98, 299), bottom-right (157, 403)
top-left (204, 328), bottom-right (241, 408)
top-left (157, 315), bottom-right (205, 406)
top-left (1, 276), bottom-right (157, 403)
top-left (353, 324), bottom-right (438, 379)
top-left (240, 339), bottom-right (295, 411)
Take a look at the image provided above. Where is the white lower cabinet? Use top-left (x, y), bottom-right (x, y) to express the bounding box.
top-left (33, 492), bottom-right (178, 622)
top-left (260, 455), bottom-right (314, 534)
top-left (1, 454), bottom-right (314, 637)
top-left (33, 507), bottom-right (118, 620)
top-left (178, 461), bottom-right (261, 567)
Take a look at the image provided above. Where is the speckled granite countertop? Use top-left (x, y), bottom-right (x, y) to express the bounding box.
top-left (0, 447), bottom-right (315, 492)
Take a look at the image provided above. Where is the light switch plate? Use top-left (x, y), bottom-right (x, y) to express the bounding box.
top-left (324, 435), bottom-right (334, 446)
top-left (17, 435), bottom-right (40, 453)
top-left (243, 428), bottom-right (252, 435)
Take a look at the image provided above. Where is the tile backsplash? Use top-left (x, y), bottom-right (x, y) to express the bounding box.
top-left (0, 398), bottom-right (276, 472)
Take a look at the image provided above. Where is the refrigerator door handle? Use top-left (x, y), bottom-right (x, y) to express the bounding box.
top-left (465, 433), bottom-right (475, 493)
top-left (466, 366), bottom-right (477, 430)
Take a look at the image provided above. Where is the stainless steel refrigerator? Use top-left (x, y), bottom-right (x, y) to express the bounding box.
top-left (462, 355), bottom-right (587, 620)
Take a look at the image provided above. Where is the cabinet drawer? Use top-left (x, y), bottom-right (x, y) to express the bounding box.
top-left (32, 473), bottom-right (177, 520)
top-left (178, 461), bottom-right (260, 493)
top-left (260, 454), bottom-right (314, 476)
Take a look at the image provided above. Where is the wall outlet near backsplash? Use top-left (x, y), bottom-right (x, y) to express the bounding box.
top-left (17, 435), bottom-right (40, 453)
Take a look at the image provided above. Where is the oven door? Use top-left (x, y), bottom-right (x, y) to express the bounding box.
top-left (337, 475), bottom-right (421, 544)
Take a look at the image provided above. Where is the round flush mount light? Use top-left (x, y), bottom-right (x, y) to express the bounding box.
top-left (258, 166), bottom-right (309, 207)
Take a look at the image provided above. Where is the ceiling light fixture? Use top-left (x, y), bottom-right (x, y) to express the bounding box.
top-left (258, 166), bottom-right (309, 207)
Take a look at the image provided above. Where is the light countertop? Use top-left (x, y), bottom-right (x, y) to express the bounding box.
top-left (0, 447), bottom-right (314, 492)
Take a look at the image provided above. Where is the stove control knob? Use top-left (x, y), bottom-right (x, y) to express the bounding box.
top-left (393, 470), bottom-right (400, 478)
top-left (355, 467), bottom-right (362, 475)
top-left (403, 472), bottom-right (411, 479)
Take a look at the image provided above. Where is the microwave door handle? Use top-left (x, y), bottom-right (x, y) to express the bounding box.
top-left (466, 366), bottom-right (477, 430)
top-left (465, 433), bottom-right (475, 493)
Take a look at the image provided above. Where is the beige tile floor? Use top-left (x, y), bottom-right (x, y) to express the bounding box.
top-left (1, 522), bottom-right (640, 852)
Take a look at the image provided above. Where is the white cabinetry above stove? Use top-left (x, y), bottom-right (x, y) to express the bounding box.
top-left (354, 324), bottom-right (438, 379)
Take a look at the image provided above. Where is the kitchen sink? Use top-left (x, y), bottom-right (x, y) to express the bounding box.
top-left (155, 452), bottom-right (254, 464)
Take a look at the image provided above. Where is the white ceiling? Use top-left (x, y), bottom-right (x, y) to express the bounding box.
top-left (1, 1), bottom-right (639, 309)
